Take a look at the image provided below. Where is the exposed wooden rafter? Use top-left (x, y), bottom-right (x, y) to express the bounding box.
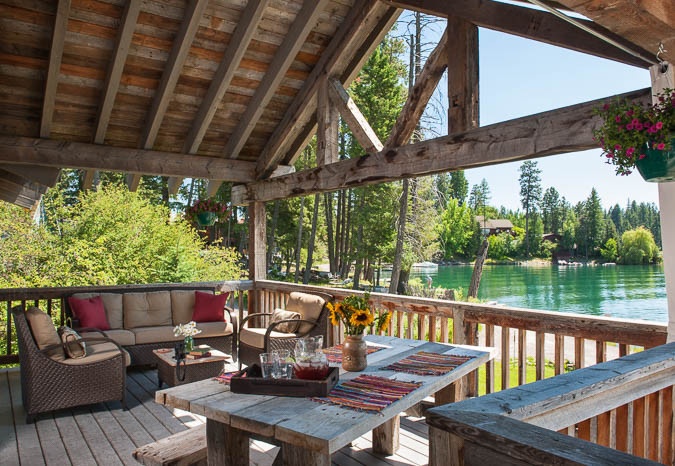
top-left (385, 27), bottom-right (448, 149)
top-left (317, 78), bottom-right (339, 166)
top-left (41, 0), bottom-right (71, 138)
top-left (384, 0), bottom-right (653, 68)
top-left (87, 0), bottom-right (142, 189)
top-left (255, 1), bottom-right (400, 180)
top-left (232, 88), bottom-right (650, 204)
top-left (0, 137), bottom-right (256, 183)
top-left (127, 0), bottom-right (208, 192)
top-left (328, 78), bottom-right (382, 153)
top-left (166, 0), bottom-right (270, 195)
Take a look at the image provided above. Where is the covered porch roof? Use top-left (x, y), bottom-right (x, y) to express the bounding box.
top-left (0, 0), bottom-right (673, 208)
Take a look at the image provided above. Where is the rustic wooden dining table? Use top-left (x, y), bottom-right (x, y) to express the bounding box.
top-left (155, 335), bottom-right (495, 466)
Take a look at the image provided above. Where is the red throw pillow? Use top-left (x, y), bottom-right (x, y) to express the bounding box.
top-left (68, 295), bottom-right (111, 330)
top-left (192, 291), bottom-right (229, 322)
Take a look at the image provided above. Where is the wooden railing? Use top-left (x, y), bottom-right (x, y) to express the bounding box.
top-left (426, 342), bottom-right (675, 465)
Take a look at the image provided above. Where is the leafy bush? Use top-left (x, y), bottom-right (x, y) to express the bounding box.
top-left (619, 226), bottom-right (661, 264)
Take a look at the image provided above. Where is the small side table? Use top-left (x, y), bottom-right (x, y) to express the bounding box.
top-left (153, 348), bottom-right (231, 388)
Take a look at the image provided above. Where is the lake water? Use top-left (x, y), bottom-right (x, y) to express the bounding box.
top-left (406, 264), bottom-right (667, 323)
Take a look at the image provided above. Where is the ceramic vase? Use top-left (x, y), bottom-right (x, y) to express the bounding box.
top-left (341, 334), bottom-right (367, 371)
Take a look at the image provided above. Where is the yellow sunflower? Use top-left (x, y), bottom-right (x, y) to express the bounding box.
top-left (377, 311), bottom-right (392, 333)
top-left (328, 302), bottom-right (343, 326)
top-left (349, 309), bottom-right (374, 328)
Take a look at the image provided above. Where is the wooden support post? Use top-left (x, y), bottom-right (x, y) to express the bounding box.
top-left (248, 201), bottom-right (266, 315)
top-left (429, 425), bottom-right (463, 466)
top-left (447, 14), bottom-right (479, 132)
top-left (650, 63), bottom-right (675, 343)
top-left (207, 419), bottom-right (248, 466)
top-left (317, 77), bottom-right (339, 165)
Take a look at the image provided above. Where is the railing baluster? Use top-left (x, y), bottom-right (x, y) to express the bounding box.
top-left (485, 324), bottom-right (495, 394)
top-left (633, 397), bottom-right (646, 457)
top-left (396, 310), bottom-right (403, 339)
top-left (646, 392), bottom-right (659, 461)
top-left (575, 337), bottom-right (585, 370)
top-left (518, 329), bottom-right (526, 386)
top-left (428, 316), bottom-right (436, 342)
top-left (554, 334), bottom-right (564, 375)
top-left (535, 331), bottom-right (545, 381)
top-left (501, 326), bottom-right (510, 390)
top-left (439, 316), bottom-right (448, 343)
top-left (615, 403), bottom-right (629, 453)
top-left (597, 411), bottom-right (611, 446)
top-left (419, 315), bottom-right (428, 342)
top-left (596, 340), bottom-right (606, 364)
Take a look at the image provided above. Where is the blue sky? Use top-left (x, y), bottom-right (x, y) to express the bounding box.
top-left (405, 17), bottom-right (659, 211)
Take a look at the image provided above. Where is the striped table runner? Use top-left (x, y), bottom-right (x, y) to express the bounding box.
top-left (311, 375), bottom-right (421, 412)
top-left (380, 351), bottom-right (474, 376)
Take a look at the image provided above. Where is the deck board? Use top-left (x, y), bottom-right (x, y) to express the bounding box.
top-left (0, 367), bottom-right (430, 465)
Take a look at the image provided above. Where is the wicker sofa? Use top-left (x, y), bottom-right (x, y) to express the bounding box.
top-left (66, 287), bottom-right (237, 366)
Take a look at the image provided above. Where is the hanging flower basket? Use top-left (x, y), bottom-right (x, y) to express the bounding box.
top-left (195, 211), bottom-right (217, 226)
top-left (185, 198), bottom-right (228, 227)
top-left (635, 136), bottom-right (675, 182)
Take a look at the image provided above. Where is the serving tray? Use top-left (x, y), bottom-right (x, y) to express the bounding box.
top-left (230, 366), bottom-right (339, 397)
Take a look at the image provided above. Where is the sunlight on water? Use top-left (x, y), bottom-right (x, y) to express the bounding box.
top-left (408, 265), bottom-right (667, 323)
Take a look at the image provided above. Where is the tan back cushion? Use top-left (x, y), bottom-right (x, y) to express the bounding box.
top-left (123, 291), bottom-right (172, 329)
top-left (270, 308), bottom-right (301, 333)
top-left (25, 307), bottom-right (65, 361)
top-left (170, 290), bottom-right (213, 325)
top-left (286, 292), bottom-right (326, 334)
top-left (72, 293), bottom-right (123, 329)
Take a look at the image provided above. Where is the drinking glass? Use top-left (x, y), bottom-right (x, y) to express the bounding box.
top-left (273, 349), bottom-right (293, 379)
top-left (259, 353), bottom-right (277, 378)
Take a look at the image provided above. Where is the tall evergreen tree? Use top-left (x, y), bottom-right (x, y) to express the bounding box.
top-left (518, 161), bottom-right (542, 257)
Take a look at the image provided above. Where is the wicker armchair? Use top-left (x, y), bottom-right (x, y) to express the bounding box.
top-left (238, 291), bottom-right (333, 368)
top-left (12, 305), bottom-right (128, 423)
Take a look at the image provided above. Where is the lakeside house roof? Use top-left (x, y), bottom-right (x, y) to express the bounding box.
top-left (476, 216), bottom-right (514, 231)
top-left (0, 0), bottom-right (672, 208)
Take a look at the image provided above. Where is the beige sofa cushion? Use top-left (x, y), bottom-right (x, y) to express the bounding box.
top-left (286, 292), bottom-right (326, 334)
top-left (25, 307), bottom-right (65, 361)
top-left (239, 327), bottom-right (298, 349)
top-left (270, 309), bottom-right (301, 333)
top-left (131, 326), bottom-right (180, 345)
top-left (196, 321), bottom-right (233, 339)
top-left (61, 342), bottom-right (130, 366)
top-left (171, 290), bottom-right (214, 325)
top-left (123, 291), bottom-right (172, 329)
top-left (82, 329), bottom-right (136, 347)
top-left (72, 293), bottom-right (124, 329)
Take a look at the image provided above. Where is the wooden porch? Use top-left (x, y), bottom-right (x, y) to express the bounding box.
top-left (0, 367), bottom-right (432, 466)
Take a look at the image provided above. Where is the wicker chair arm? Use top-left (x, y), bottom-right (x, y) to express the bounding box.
top-left (240, 312), bottom-right (274, 329)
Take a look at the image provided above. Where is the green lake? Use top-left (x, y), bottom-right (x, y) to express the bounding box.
top-left (407, 264), bottom-right (667, 323)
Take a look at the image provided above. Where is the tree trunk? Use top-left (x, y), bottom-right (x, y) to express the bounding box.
top-left (469, 239), bottom-right (489, 298)
top-left (294, 196), bottom-right (305, 282)
top-left (324, 193), bottom-right (336, 276)
top-left (389, 178), bottom-right (409, 294)
top-left (303, 193), bottom-right (320, 284)
top-left (352, 195), bottom-right (365, 290)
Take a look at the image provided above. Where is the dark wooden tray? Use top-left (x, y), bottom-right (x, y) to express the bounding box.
top-left (230, 367), bottom-right (339, 397)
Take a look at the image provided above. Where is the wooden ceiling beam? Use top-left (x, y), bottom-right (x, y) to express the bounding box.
top-left (384, 0), bottom-right (653, 68)
top-left (41, 0), bottom-right (71, 138)
top-left (385, 27), bottom-right (448, 149)
top-left (166, 0), bottom-right (269, 195)
top-left (256, 1), bottom-right (400, 179)
top-left (557, 0), bottom-right (675, 64)
top-left (0, 137), bottom-right (257, 183)
top-left (89, 0), bottom-right (141, 190)
top-left (233, 88), bottom-right (650, 204)
top-left (0, 164), bottom-right (60, 188)
top-left (127, 0), bottom-right (209, 192)
top-left (328, 78), bottom-right (383, 154)
top-left (224, 0), bottom-right (330, 161)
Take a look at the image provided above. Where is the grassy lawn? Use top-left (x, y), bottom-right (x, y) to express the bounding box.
top-left (477, 358), bottom-right (559, 395)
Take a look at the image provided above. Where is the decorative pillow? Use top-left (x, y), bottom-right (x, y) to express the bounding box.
top-left (25, 306), bottom-right (65, 361)
top-left (192, 291), bottom-right (229, 323)
top-left (286, 292), bottom-right (326, 334)
top-left (269, 308), bottom-right (301, 333)
top-left (68, 295), bottom-right (111, 330)
top-left (58, 326), bottom-right (87, 359)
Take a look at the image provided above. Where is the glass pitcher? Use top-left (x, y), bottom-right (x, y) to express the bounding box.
top-left (293, 336), bottom-right (329, 380)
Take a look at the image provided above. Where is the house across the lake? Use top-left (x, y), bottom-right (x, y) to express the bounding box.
top-left (476, 216), bottom-right (514, 236)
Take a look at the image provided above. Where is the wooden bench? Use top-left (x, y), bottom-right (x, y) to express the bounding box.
top-left (133, 425), bottom-right (206, 466)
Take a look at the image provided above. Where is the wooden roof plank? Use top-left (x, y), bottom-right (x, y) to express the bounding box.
top-left (128, 0), bottom-right (209, 191)
top-left (0, 136), bottom-right (257, 183)
top-left (40, 0), bottom-right (71, 138)
top-left (234, 88), bottom-right (651, 204)
top-left (384, 0), bottom-right (654, 68)
top-left (224, 0), bottom-right (331, 161)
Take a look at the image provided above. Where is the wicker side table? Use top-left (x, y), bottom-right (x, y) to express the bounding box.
top-left (153, 348), bottom-right (230, 388)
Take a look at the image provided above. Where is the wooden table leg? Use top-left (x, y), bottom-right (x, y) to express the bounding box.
top-left (372, 414), bottom-right (400, 455)
top-left (207, 418), bottom-right (249, 466)
top-left (281, 442), bottom-right (330, 466)
top-left (435, 380), bottom-right (465, 405)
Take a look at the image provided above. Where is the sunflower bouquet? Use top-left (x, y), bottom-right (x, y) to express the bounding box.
top-left (327, 293), bottom-right (391, 335)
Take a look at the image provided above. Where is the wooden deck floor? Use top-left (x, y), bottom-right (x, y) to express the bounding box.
top-left (0, 368), bottom-right (431, 466)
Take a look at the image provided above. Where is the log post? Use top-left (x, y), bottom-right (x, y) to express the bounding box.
top-left (650, 63), bottom-right (675, 343)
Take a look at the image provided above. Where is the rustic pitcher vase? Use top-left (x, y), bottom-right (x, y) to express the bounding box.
top-left (342, 334), bottom-right (367, 371)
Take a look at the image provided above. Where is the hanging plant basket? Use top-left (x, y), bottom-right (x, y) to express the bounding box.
top-left (195, 211), bottom-right (217, 226)
top-left (636, 136), bottom-right (675, 183)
